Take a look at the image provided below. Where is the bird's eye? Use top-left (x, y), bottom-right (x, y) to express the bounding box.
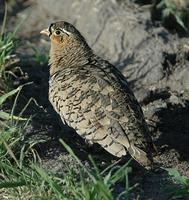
top-left (55, 30), bottom-right (61, 35)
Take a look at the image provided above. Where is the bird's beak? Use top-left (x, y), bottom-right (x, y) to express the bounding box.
top-left (40, 28), bottom-right (50, 36)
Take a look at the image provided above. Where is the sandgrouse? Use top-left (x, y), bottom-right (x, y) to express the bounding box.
top-left (40, 21), bottom-right (155, 168)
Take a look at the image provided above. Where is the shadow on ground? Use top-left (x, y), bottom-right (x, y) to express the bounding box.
top-left (156, 100), bottom-right (189, 161)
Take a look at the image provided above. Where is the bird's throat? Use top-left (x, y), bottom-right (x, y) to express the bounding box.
top-left (49, 42), bottom-right (92, 76)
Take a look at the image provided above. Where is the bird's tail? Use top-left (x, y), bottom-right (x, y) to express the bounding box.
top-left (128, 144), bottom-right (154, 169)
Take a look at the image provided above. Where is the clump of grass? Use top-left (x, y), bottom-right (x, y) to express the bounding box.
top-left (0, 116), bottom-right (135, 200)
top-left (0, 138), bottom-right (136, 200)
top-left (0, 81), bottom-right (135, 199)
top-left (0, 86), bottom-right (135, 199)
top-left (155, 0), bottom-right (189, 32)
top-left (165, 168), bottom-right (189, 199)
top-left (0, 86), bottom-right (27, 121)
top-left (0, 3), bottom-right (19, 93)
top-left (0, 60), bottom-right (134, 200)
top-left (0, 31), bottom-right (16, 76)
top-left (0, 124), bottom-right (135, 200)
top-left (58, 139), bottom-right (135, 200)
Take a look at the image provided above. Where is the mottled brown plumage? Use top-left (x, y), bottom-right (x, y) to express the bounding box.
top-left (40, 21), bottom-right (155, 168)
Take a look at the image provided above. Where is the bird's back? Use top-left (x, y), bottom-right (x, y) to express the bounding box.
top-left (49, 56), bottom-right (154, 168)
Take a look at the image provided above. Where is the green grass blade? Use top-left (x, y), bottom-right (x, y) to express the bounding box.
top-left (2, 141), bottom-right (20, 168)
top-left (0, 180), bottom-right (26, 189)
top-left (0, 111), bottom-right (27, 121)
top-left (1, 2), bottom-right (7, 36)
top-left (0, 86), bottom-right (22, 106)
top-left (110, 159), bottom-right (132, 184)
top-left (166, 168), bottom-right (189, 186)
top-left (32, 164), bottom-right (66, 198)
top-left (59, 139), bottom-right (93, 180)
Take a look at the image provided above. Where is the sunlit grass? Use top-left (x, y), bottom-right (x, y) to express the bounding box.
top-left (0, 118), bottom-right (135, 200)
top-left (164, 168), bottom-right (189, 199)
top-left (156, 0), bottom-right (189, 32)
top-left (0, 3), bottom-right (20, 93)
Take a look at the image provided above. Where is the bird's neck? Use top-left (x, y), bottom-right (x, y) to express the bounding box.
top-left (49, 42), bottom-right (93, 76)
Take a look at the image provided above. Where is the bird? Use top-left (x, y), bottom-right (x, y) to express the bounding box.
top-left (40, 21), bottom-right (155, 168)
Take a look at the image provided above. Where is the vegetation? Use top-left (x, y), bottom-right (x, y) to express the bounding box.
top-left (155, 0), bottom-right (189, 32)
top-left (165, 168), bottom-right (189, 199)
top-left (0, 3), bottom-right (18, 93)
top-left (0, 131), bottom-right (134, 200)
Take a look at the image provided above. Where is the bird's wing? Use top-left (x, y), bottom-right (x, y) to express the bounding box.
top-left (50, 63), bottom-right (153, 167)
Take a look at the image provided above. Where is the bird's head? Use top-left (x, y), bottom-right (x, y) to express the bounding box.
top-left (40, 21), bottom-right (92, 75)
top-left (40, 21), bottom-right (86, 46)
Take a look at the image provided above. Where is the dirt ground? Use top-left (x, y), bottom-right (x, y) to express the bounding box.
top-left (1, 0), bottom-right (189, 199)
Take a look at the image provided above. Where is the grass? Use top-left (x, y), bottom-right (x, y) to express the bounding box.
top-left (164, 168), bottom-right (189, 199)
top-left (0, 87), bottom-right (133, 200)
top-left (0, 130), bottom-right (134, 200)
top-left (0, 120), bottom-right (135, 200)
top-left (0, 65), bottom-right (134, 200)
top-left (0, 2), bottom-right (20, 93)
top-left (0, 83), bottom-right (135, 199)
top-left (155, 0), bottom-right (189, 32)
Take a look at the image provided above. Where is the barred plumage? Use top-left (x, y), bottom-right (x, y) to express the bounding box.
top-left (41, 21), bottom-right (155, 168)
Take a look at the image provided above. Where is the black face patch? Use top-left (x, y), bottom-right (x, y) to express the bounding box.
top-left (48, 23), bottom-right (54, 36)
